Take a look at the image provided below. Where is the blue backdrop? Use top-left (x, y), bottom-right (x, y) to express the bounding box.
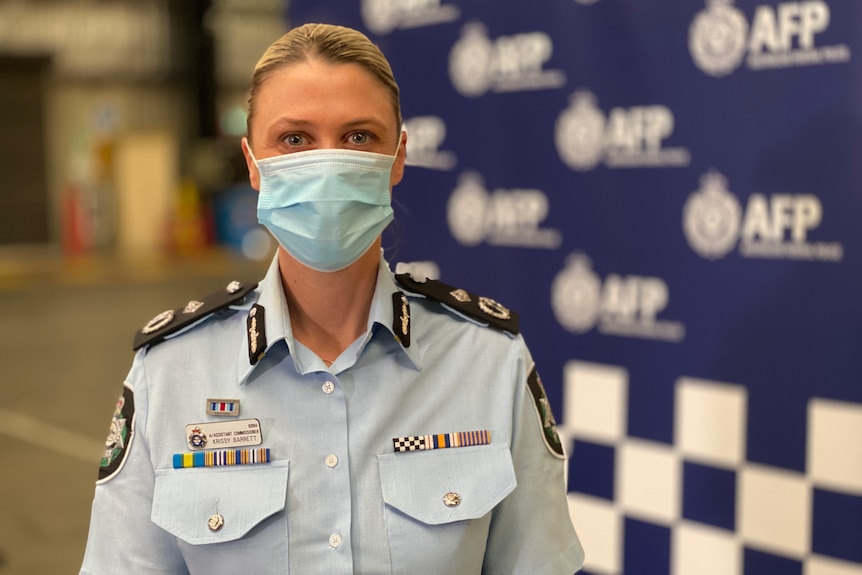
top-left (288, 2), bottom-right (861, 574)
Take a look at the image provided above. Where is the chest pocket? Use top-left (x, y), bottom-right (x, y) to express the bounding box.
top-left (377, 443), bottom-right (516, 574)
top-left (152, 461), bottom-right (289, 574)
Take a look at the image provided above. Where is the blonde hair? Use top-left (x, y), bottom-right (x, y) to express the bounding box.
top-left (246, 23), bottom-right (401, 141)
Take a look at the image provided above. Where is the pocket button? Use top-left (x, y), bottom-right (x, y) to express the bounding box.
top-left (207, 514), bottom-right (225, 532)
top-left (442, 492), bottom-right (461, 507)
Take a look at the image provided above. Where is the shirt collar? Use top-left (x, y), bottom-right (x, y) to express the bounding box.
top-left (367, 255), bottom-right (422, 370)
top-left (236, 255), bottom-right (292, 385)
top-left (238, 252), bottom-right (421, 385)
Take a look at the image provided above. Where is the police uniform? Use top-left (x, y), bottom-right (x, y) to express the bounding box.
top-left (80, 254), bottom-right (585, 574)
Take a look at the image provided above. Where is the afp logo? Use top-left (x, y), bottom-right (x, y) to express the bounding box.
top-left (403, 116), bottom-right (457, 171)
top-left (449, 22), bottom-right (566, 98)
top-left (683, 170), bottom-right (844, 261)
top-left (555, 90), bottom-right (691, 172)
top-left (551, 253), bottom-right (686, 342)
top-left (361, 0), bottom-right (459, 35)
top-left (689, 0), bottom-right (851, 77)
top-left (447, 172), bottom-right (562, 249)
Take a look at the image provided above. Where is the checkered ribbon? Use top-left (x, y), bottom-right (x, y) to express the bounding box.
top-left (173, 448), bottom-right (271, 469)
top-left (393, 430), bottom-right (491, 453)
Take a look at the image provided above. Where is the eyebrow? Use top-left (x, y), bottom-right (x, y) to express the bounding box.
top-left (269, 117), bottom-right (388, 131)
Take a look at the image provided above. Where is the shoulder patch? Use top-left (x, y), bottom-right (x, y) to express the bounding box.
top-left (527, 365), bottom-right (566, 460)
top-left (394, 273), bottom-right (519, 334)
top-left (133, 281), bottom-right (258, 351)
top-left (98, 383), bottom-right (135, 482)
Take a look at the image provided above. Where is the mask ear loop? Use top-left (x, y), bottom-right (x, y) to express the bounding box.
top-left (243, 137), bottom-right (262, 169)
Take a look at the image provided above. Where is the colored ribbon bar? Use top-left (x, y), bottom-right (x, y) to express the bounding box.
top-left (173, 448), bottom-right (271, 469)
top-left (393, 430), bottom-right (491, 453)
top-left (207, 399), bottom-right (240, 416)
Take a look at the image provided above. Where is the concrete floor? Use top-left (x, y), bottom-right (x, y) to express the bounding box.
top-left (0, 249), bottom-right (268, 574)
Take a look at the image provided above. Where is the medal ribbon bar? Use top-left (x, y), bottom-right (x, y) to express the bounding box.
top-left (173, 448), bottom-right (271, 469)
top-left (392, 429), bottom-right (491, 453)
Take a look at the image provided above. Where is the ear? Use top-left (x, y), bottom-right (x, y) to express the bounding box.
top-left (241, 137), bottom-right (261, 191)
top-left (389, 130), bottom-right (407, 188)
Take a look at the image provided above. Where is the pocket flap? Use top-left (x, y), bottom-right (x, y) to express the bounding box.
top-left (152, 460), bottom-right (289, 544)
top-left (378, 443), bottom-right (516, 525)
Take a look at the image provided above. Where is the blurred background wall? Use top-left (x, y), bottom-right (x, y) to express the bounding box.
top-left (0, 1), bottom-right (860, 575)
top-left (0, 0), bottom-right (286, 264)
top-left (0, 2), bottom-right (288, 573)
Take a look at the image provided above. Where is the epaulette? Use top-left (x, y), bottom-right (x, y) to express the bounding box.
top-left (133, 280), bottom-right (258, 351)
top-left (394, 273), bottom-right (519, 334)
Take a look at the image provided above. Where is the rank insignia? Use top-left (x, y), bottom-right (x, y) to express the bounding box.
top-left (393, 429), bottom-right (491, 453)
top-left (247, 304), bottom-right (267, 365)
top-left (392, 292), bottom-right (411, 347)
top-left (449, 289), bottom-right (471, 303)
top-left (207, 399), bottom-right (240, 417)
top-left (477, 296), bottom-right (511, 320)
top-left (182, 300), bottom-right (204, 314)
top-left (394, 273), bottom-right (519, 334)
top-left (173, 448), bottom-right (271, 469)
top-left (527, 365), bottom-right (565, 460)
top-left (142, 310), bottom-right (174, 334)
top-left (133, 281), bottom-right (258, 351)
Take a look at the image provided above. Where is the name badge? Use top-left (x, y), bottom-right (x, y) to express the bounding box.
top-left (186, 418), bottom-right (262, 450)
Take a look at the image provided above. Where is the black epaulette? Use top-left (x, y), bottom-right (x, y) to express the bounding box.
top-left (133, 281), bottom-right (259, 351)
top-left (394, 273), bottom-right (519, 334)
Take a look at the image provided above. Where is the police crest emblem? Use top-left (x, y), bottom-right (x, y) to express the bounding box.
top-left (98, 384), bottom-right (135, 482)
top-left (527, 366), bottom-right (565, 460)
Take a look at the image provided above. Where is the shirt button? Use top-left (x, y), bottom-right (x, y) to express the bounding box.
top-left (322, 381), bottom-right (335, 394)
top-left (208, 514), bottom-right (224, 531)
top-left (325, 454), bottom-right (339, 468)
top-left (443, 492), bottom-right (461, 507)
top-left (329, 533), bottom-right (342, 548)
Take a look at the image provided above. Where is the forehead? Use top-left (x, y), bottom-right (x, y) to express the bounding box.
top-left (252, 60), bottom-right (397, 131)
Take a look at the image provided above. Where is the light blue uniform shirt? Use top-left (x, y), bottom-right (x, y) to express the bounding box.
top-left (81, 255), bottom-right (584, 574)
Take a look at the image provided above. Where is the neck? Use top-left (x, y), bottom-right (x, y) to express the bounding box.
top-left (278, 245), bottom-right (380, 363)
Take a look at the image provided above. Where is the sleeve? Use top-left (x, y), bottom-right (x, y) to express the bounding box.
top-left (80, 352), bottom-right (189, 575)
top-left (482, 346), bottom-right (585, 575)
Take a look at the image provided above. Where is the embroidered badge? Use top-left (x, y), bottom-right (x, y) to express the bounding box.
top-left (98, 383), bottom-right (135, 482)
top-left (207, 399), bottom-right (240, 417)
top-left (173, 448), bottom-right (271, 468)
top-left (393, 429), bottom-right (491, 452)
top-left (527, 365), bottom-right (565, 460)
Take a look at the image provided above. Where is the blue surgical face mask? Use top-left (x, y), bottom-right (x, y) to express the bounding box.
top-left (247, 137), bottom-right (401, 272)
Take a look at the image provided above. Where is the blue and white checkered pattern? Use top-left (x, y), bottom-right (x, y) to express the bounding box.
top-left (561, 360), bottom-right (862, 575)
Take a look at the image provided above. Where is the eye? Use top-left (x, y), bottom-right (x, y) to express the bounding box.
top-left (282, 133), bottom-right (305, 146)
top-left (349, 132), bottom-right (372, 145)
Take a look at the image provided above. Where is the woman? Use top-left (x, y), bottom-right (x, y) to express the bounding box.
top-left (81, 23), bottom-right (584, 574)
